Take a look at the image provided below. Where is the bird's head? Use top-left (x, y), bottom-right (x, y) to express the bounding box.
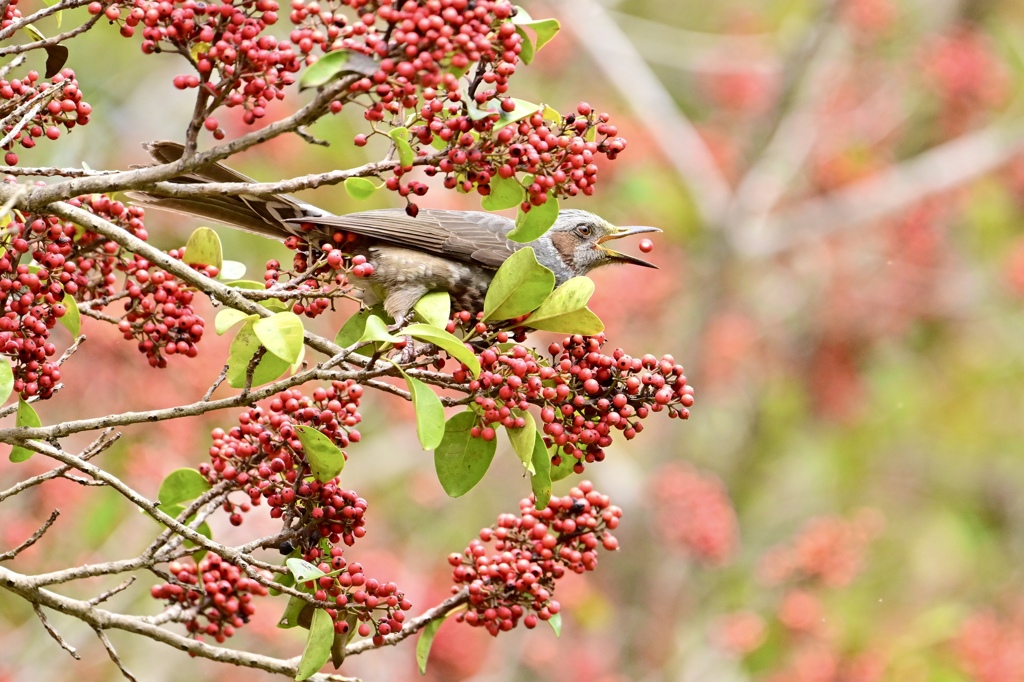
top-left (541, 209), bottom-right (660, 278)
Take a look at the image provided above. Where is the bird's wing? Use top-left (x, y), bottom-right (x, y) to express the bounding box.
top-left (125, 141), bottom-right (327, 241)
top-left (296, 209), bottom-right (521, 269)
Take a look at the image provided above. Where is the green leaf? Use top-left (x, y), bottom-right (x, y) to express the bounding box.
top-left (507, 195), bottom-right (559, 242)
top-left (299, 49), bottom-right (352, 89)
top-left (542, 105), bottom-right (561, 123)
top-left (403, 323), bottom-right (482, 378)
top-left (515, 26), bottom-right (536, 65)
top-left (0, 359), bottom-right (12, 405)
top-left (434, 411), bottom-right (496, 497)
top-left (334, 307), bottom-right (374, 353)
top-left (506, 409), bottom-right (537, 473)
top-left (496, 98), bottom-right (541, 129)
top-left (271, 568), bottom-right (296, 597)
top-left (550, 452), bottom-right (576, 482)
top-left (358, 315), bottom-right (402, 345)
top-left (331, 611), bottom-right (359, 667)
top-left (219, 260), bottom-right (246, 280)
top-left (9, 399), bottom-right (41, 462)
top-left (294, 425), bottom-right (346, 482)
top-left (401, 373), bottom-right (446, 450)
top-left (482, 247), bottom-right (555, 322)
top-left (158, 468), bottom-right (212, 507)
top-left (253, 312), bottom-right (305, 363)
top-left (183, 226), bottom-right (223, 270)
top-left (295, 608), bottom-right (334, 680)
top-left (58, 292), bottom-right (80, 337)
top-left (548, 612), bottom-right (562, 637)
top-left (413, 291), bottom-right (451, 328)
top-left (530, 430), bottom-right (552, 508)
top-left (512, 7), bottom-right (560, 51)
top-left (263, 298), bottom-right (291, 313)
top-left (286, 558), bottom-right (326, 582)
top-left (216, 308), bottom-right (255, 335)
top-left (278, 595), bottom-right (308, 629)
top-left (226, 320), bottom-right (291, 389)
top-left (389, 127), bottom-right (416, 167)
top-left (481, 175), bottom-right (526, 212)
top-left (524, 276), bottom-right (604, 335)
top-left (416, 615), bottom-right (448, 674)
top-left (344, 176), bottom-right (381, 200)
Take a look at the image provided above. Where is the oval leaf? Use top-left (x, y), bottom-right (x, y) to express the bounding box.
top-left (278, 595), bottom-right (308, 629)
top-left (402, 373), bottom-right (446, 451)
top-left (158, 468), bottom-right (212, 507)
top-left (253, 312), bottom-right (305, 363)
top-left (294, 425), bottom-right (346, 482)
top-left (508, 195), bottom-right (559, 242)
top-left (58, 292), bottom-right (80, 337)
top-left (226, 320), bottom-right (291, 388)
top-left (286, 558), bottom-right (326, 583)
top-left (548, 612), bottom-right (562, 637)
top-left (403, 323), bottom-right (482, 378)
top-left (434, 411), bottom-right (496, 497)
top-left (413, 291), bottom-right (451, 328)
top-left (524, 276), bottom-right (604, 335)
top-left (183, 226), bottom-right (223, 270)
top-left (299, 49), bottom-right (351, 89)
top-left (216, 308), bottom-right (255, 335)
top-left (219, 259), bottom-right (247, 280)
top-left (295, 608), bottom-right (334, 680)
top-left (506, 409), bottom-right (537, 473)
top-left (344, 176), bottom-right (380, 200)
top-left (10, 398), bottom-right (41, 462)
top-left (482, 247), bottom-right (555, 322)
top-left (389, 127), bottom-right (415, 167)
top-left (227, 279), bottom-right (268, 290)
top-left (530, 431), bottom-right (552, 508)
top-left (416, 615), bottom-right (448, 674)
top-left (0, 359), bottom-right (13, 405)
top-left (358, 315), bottom-right (402, 345)
top-left (496, 98), bottom-right (542, 129)
top-left (334, 307), bottom-right (384, 356)
top-left (550, 452), bottom-right (576, 482)
top-left (481, 175), bottom-right (526, 212)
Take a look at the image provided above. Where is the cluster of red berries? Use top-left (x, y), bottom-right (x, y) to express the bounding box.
top-left (301, 549), bottom-right (413, 644)
top-left (1, 0), bottom-right (21, 29)
top-left (93, 0), bottom-right (300, 133)
top-left (425, 103), bottom-right (627, 208)
top-left (269, 228), bottom-right (377, 317)
top-left (1, 69), bottom-right (93, 166)
top-left (449, 482), bottom-right (621, 636)
top-left (0, 229), bottom-right (66, 399)
top-left (61, 194), bottom-right (150, 301)
top-left (201, 385), bottom-right (364, 551)
top-left (150, 554), bottom-right (269, 643)
top-left (458, 332), bottom-right (693, 473)
top-left (115, 248), bottom-right (208, 367)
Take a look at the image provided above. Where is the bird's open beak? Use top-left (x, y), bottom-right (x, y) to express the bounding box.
top-left (596, 226), bottom-right (661, 269)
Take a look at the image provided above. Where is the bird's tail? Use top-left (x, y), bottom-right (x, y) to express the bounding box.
top-left (125, 141), bottom-right (329, 241)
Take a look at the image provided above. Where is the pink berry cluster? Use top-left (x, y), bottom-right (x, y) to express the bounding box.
top-left (425, 102), bottom-right (627, 208)
top-left (1, 69), bottom-right (93, 166)
top-left (115, 247), bottom-right (208, 367)
top-left (0, 228), bottom-right (67, 400)
top-left (201, 384), bottom-right (364, 551)
top-left (448, 481), bottom-right (621, 636)
top-left (1, 0), bottom-right (21, 28)
top-left (301, 549), bottom-right (413, 645)
top-left (456, 332), bottom-right (693, 473)
top-left (61, 194), bottom-right (150, 301)
top-left (150, 554), bottom-right (269, 643)
top-left (92, 0), bottom-right (300, 133)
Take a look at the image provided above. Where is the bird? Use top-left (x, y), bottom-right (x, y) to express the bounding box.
top-left (127, 141), bottom-right (660, 323)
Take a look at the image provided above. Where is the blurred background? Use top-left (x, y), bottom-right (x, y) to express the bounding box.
top-left (4, 0), bottom-right (1024, 680)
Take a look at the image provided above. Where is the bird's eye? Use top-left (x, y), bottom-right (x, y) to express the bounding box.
top-left (575, 224), bottom-right (592, 238)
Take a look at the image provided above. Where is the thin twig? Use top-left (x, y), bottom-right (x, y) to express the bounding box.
top-left (87, 576), bottom-right (137, 606)
top-left (92, 627), bottom-right (139, 682)
top-left (32, 603), bottom-right (81, 659)
top-left (0, 509), bottom-right (60, 561)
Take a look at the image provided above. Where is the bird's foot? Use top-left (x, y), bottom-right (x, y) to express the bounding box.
top-left (386, 315), bottom-right (412, 333)
top-left (396, 336), bottom-right (418, 364)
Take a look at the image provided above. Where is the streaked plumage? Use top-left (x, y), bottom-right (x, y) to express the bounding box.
top-left (128, 141), bottom-right (659, 320)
